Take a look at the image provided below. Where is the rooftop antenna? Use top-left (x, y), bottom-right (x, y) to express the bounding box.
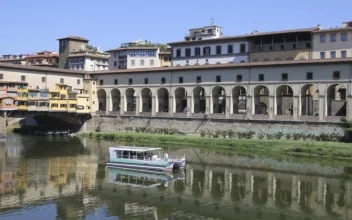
top-left (210, 18), bottom-right (214, 25)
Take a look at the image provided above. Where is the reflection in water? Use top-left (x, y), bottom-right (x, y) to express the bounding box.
top-left (0, 135), bottom-right (352, 219)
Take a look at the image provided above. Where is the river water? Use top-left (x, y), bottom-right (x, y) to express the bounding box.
top-left (0, 135), bottom-right (352, 220)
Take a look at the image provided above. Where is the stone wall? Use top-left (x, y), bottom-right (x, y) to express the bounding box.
top-left (86, 115), bottom-right (345, 136)
top-left (0, 118), bottom-right (6, 140)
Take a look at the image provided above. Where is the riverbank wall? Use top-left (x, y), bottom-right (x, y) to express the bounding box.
top-left (85, 115), bottom-right (346, 137)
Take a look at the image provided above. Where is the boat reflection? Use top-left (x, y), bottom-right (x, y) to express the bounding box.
top-left (107, 167), bottom-right (185, 188)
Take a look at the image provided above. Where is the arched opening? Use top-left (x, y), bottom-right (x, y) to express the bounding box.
top-left (263, 58), bottom-right (270, 62)
top-left (193, 87), bottom-right (206, 113)
top-left (175, 87), bottom-right (187, 113)
top-left (240, 60), bottom-right (246, 63)
top-left (141, 88), bottom-right (152, 112)
top-left (157, 88), bottom-right (169, 113)
top-left (212, 86), bottom-right (226, 113)
top-left (254, 86), bottom-right (269, 114)
top-left (125, 88), bottom-right (136, 112)
top-left (232, 86), bottom-right (246, 114)
top-left (111, 89), bottom-right (121, 112)
top-left (301, 84), bottom-right (319, 116)
top-left (275, 57), bottom-right (281, 61)
top-left (97, 89), bottom-right (106, 111)
top-left (286, 57), bottom-right (294, 61)
top-left (276, 85), bottom-right (293, 115)
top-left (327, 84), bottom-right (346, 116)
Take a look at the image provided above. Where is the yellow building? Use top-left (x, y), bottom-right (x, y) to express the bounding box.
top-left (16, 82), bottom-right (29, 111)
top-left (49, 83), bottom-right (73, 112)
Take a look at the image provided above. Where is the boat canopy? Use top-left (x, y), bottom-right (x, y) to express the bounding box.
top-left (109, 146), bottom-right (161, 153)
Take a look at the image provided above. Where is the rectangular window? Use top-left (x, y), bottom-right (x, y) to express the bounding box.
top-left (306, 72), bottom-right (313, 80)
top-left (330, 34), bottom-right (336, 42)
top-left (114, 79), bottom-right (118, 85)
top-left (306, 43), bottom-right (311, 48)
top-left (113, 52), bottom-right (117, 58)
top-left (128, 78), bottom-right (133, 85)
top-left (341, 50), bottom-right (347, 58)
top-left (258, 74), bottom-right (264, 81)
top-left (195, 47), bottom-right (201, 56)
top-left (176, 49), bottom-right (181, 57)
top-left (320, 52), bottom-right (325, 59)
top-left (236, 74), bottom-right (242, 82)
top-left (185, 48), bottom-right (191, 57)
top-left (280, 45), bottom-right (284, 50)
top-left (0, 74), bottom-right (3, 80)
top-left (216, 45), bottom-right (222, 55)
top-left (77, 79), bottom-right (80, 85)
top-left (240, 44), bottom-right (246, 53)
top-left (269, 46), bottom-right (273, 51)
top-left (41, 76), bottom-right (46, 82)
top-left (330, 51), bottom-right (336, 58)
top-left (320, 35), bottom-right (326, 43)
top-left (150, 59), bottom-right (154, 66)
top-left (196, 76), bottom-right (201, 83)
top-left (281, 73), bottom-right (288, 81)
top-left (293, 44), bottom-right (296, 49)
top-left (140, 60), bottom-right (144, 66)
top-left (203, 47), bottom-right (211, 55)
top-left (179, 77), bottom-right (183, 84)
top-left (216, 75), bottom-right (221, 82)
top-left (341, 33), bottom-right (347, 41)
top-left (333, 71), bottom-right (340, 80)
top-left (21, 75), bottom-right (26, 82)
top-left (60, 78), bottom-right (64, 84)
top-left (131, 60), bottom-right (135, 66)
top-left (100, 80), bottom-right (103, 85)
top-left (228, 45), bottom-right (233, 54)
top-left (114, 61), bottom-right (117, 67)
top-left (144, 78), bottom-right (148, 84)
top-left (161, 77), bottom-right (166, 84)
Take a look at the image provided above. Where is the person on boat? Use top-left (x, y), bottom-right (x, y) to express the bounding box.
top-left (164, 153), bottom-right (168, 161)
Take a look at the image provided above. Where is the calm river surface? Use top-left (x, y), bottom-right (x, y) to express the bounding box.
top-left (0, 134), bottom-right (352, 220)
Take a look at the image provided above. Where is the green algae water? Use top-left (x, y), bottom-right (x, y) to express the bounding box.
top-left (0, 134), bottom-right (352, 220)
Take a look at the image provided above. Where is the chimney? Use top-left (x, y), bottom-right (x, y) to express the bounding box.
top-left (317, 24), bottom-right (321, 30)
top-left (342, 22), bottom-right (348, 28)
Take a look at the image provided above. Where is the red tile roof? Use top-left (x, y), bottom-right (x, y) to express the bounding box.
top-left (68, 53), bottom-right (110, 59)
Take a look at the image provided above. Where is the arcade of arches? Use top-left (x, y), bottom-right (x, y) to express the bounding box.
top-left (96, 83), bottom-right (351, 121)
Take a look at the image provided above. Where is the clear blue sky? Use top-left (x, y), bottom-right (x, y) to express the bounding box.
top-left (1, 0), bottom-right (351, 54)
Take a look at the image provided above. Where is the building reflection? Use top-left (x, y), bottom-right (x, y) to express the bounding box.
top-left (0, 138), bottom-right (352, 219)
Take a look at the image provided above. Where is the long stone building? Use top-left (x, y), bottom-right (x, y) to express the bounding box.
top-left (91, 58), bottom-right (352, 122)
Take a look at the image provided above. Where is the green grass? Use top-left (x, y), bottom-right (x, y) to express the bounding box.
top-left (79, 132), bottom-right (352, 160)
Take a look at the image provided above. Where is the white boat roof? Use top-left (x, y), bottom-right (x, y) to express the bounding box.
top-left (109, 146), bottom-right (162, 152)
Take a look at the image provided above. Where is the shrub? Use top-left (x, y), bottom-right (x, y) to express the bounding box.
top-left (200, 130), bottom-right (206, 137)
top-left (257, 132), bottom-right (265, 139)
top-left (274, 132), bottom-right (284, 140)
top-left (207, 130), bottom-right (213, 138)
top-left (267, 134), bottom-right (274, 139)
top-left (125, 127), bottom-right (134, 132)
top-left (318, 133), bottom-right (330, 141)
top-left (285, 132), bottom-right (291, 140)
top-left (293, 132), bottom-right (303, 140)
top-left (212, 130), bottom-right (221, 138)
top-left (227, 129), bottom-right (236, 138)
top-left (95, 127), bottom-right (101, 132)
top-left (221, 130), bottom-right (227, 138)
top-left (237, 131), bottom-right (255, 139)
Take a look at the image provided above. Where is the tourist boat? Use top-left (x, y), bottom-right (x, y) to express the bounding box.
top-left (106, 146), bottom-right (186, 172)
top-left (107, 167), bottom-right (185, 188)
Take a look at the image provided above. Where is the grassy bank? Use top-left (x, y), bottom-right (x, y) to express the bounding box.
top-left (79, 132), bottom-right (352, 159)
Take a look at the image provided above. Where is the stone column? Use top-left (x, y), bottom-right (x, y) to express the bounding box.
top-left (106, 96), bottom-right (111, 114)
top-left (169, 96), bottom-right (173, 117)
top-left (135, 96), bottom-right (140, 116)
top-left (246, 95), bottom-right (252, 119)
top-left (205, 95), bottom-right (211, 116)
top-left (120, 96), bottom-right (124, 115)
top-left (225, 96), bottom-right (231, 118)
top-left (293, 95), bottom-right (300, 120)
top-left (319, 94), bottom-right (326, 121)
top-left (187, 96), bottom-right (192, 117)
top-left (244, 171), bottom-right (253, 205)
top-left (269, 95), bottom-right (275, 120)
top-left (347, 95), bottom-right (352, 121)
top-left (291, 176), bottom-right (300, 212)
top-left (267, 172), bottom-right (276, 208)
top-left (152, 96), bottom-right (156, 116)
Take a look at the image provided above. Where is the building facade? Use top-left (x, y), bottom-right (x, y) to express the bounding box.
top-left (169, 25), bottom-right (249, 66)
top-left (25, 51), bottom-right (59, 68)
top-left (58, 36), bottom-right (89, 69)
top-left (68, 53), bottom-right (109, 71)
top-left (92, 59), bottom-right (352, 122)
top-left (106, 40), bottom-right (163, 70)
top-left (312, 21), bottom-right (352, 59)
